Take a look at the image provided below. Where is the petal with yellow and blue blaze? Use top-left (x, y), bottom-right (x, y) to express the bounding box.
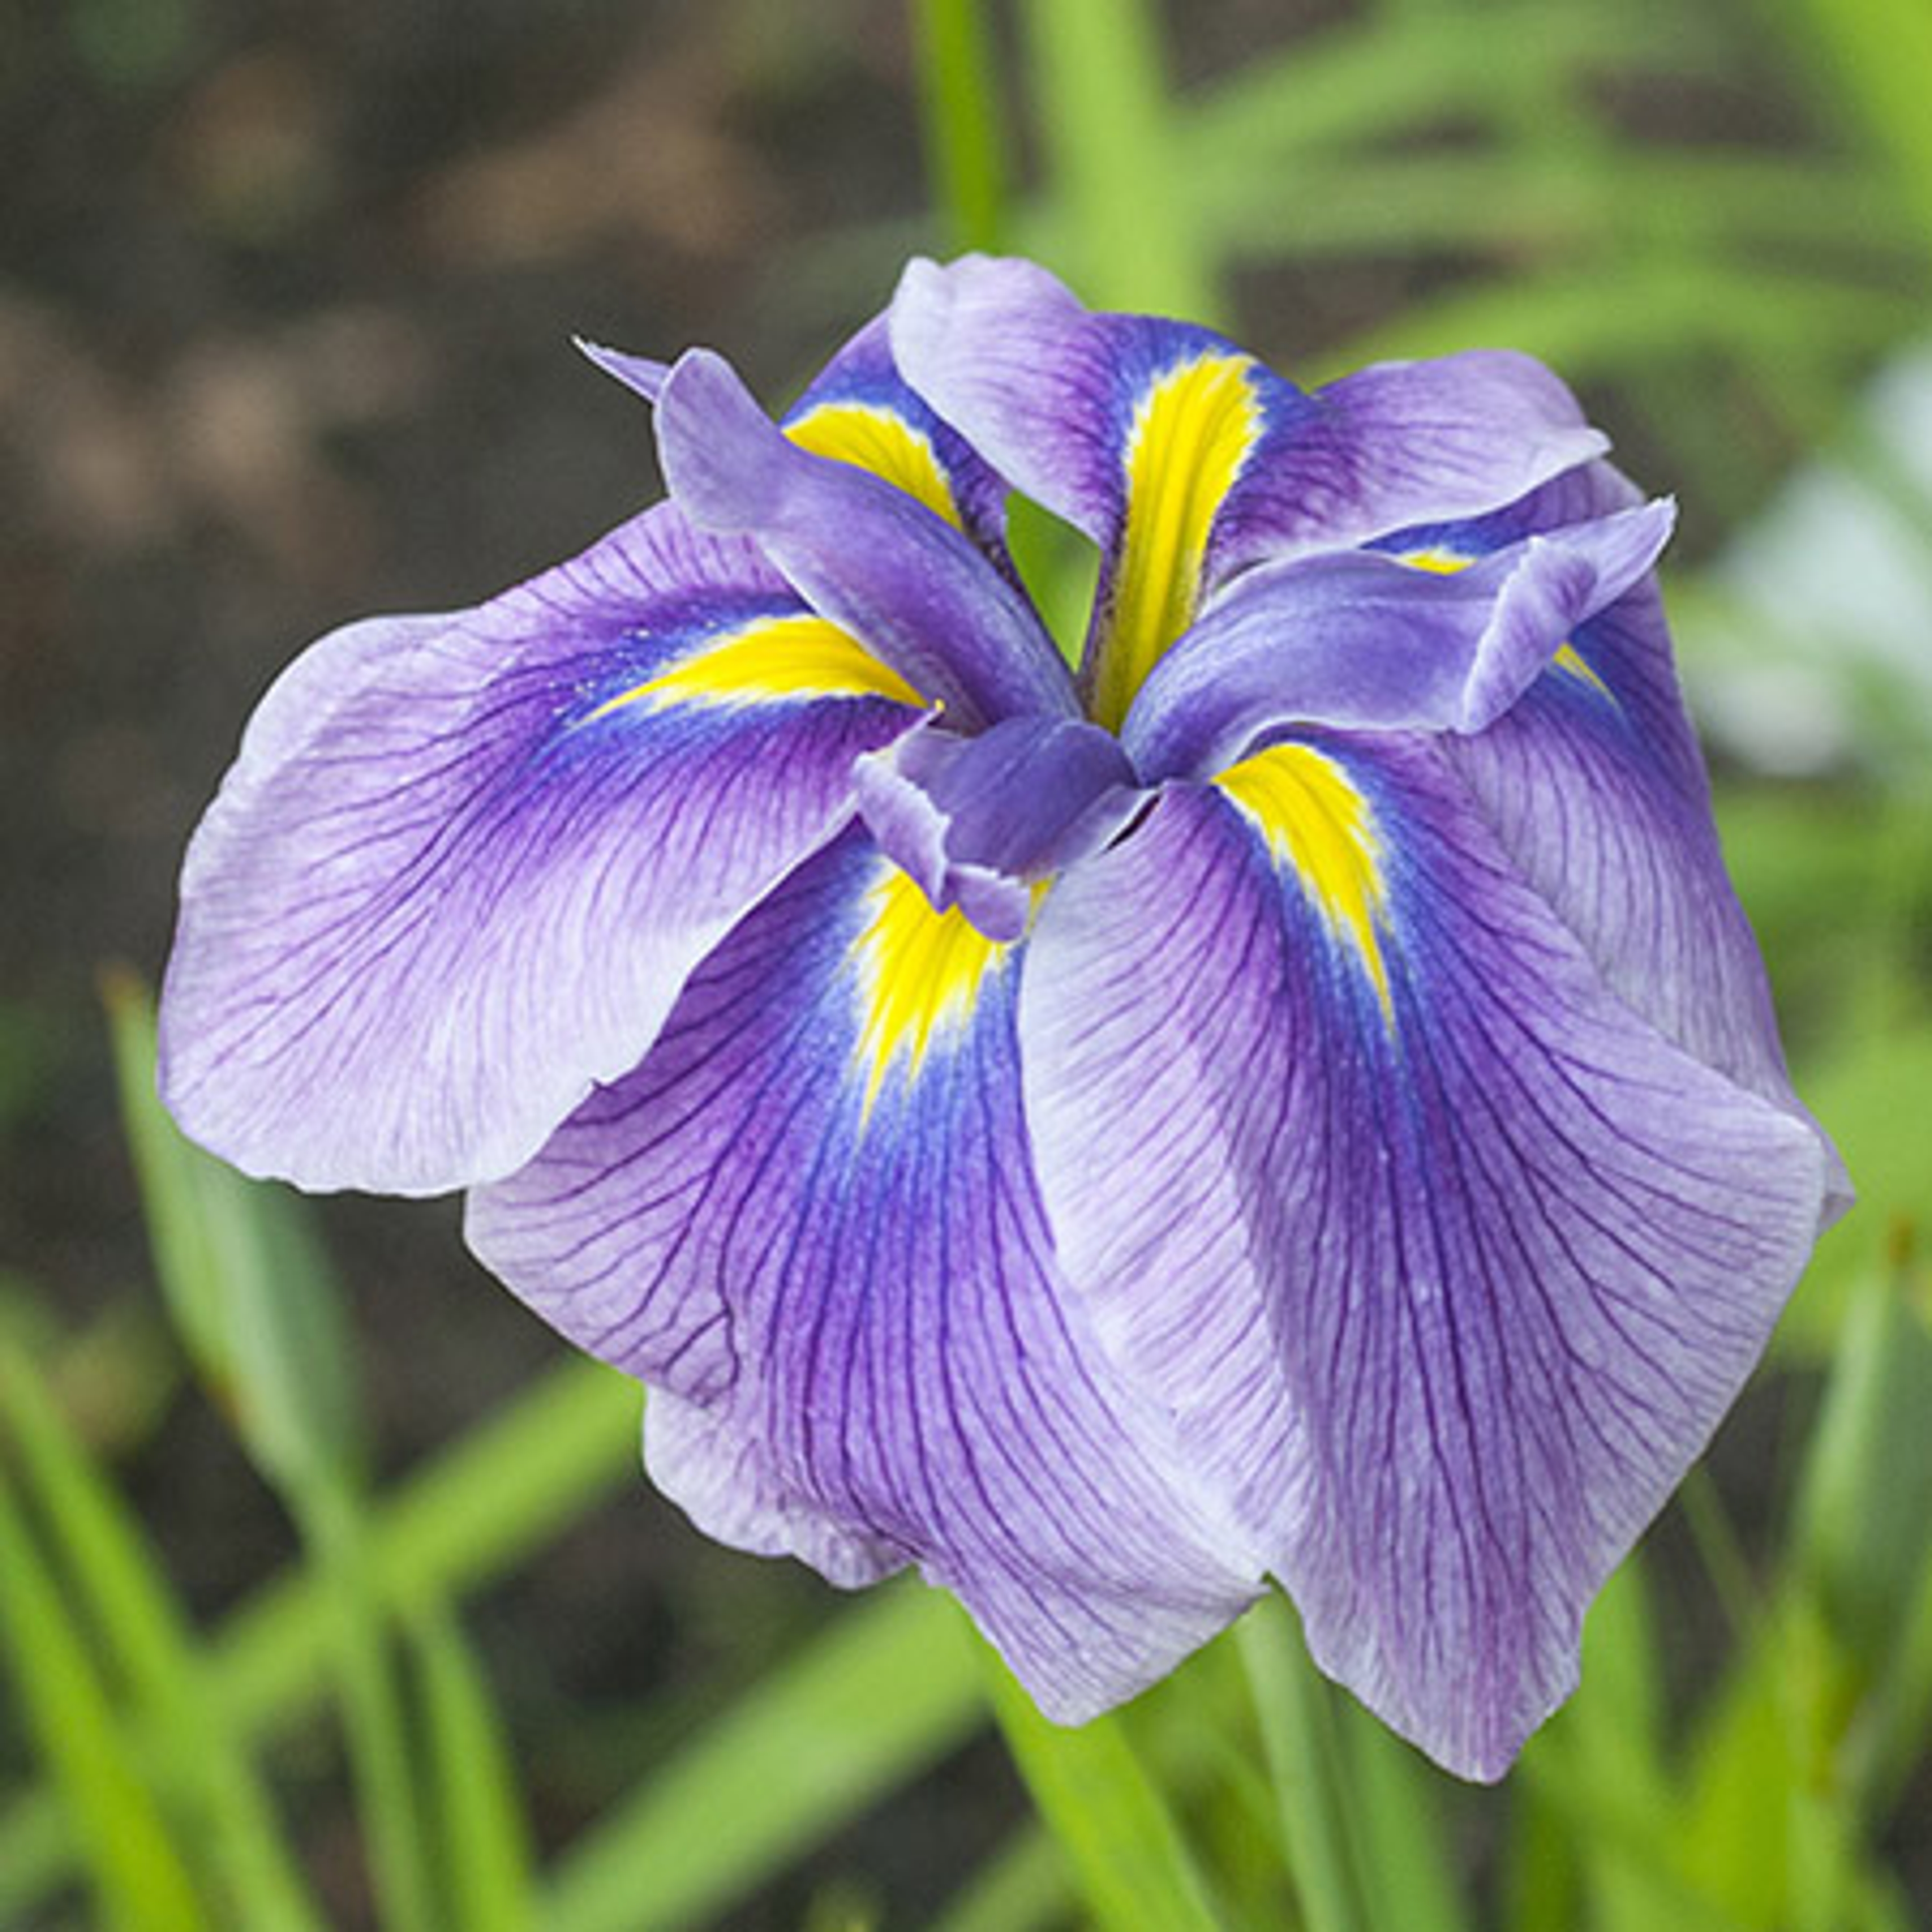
top-left (889, 255), bottom-right (1607, 726)
top-left (466, 829), bottom-right (1265, 1718)
top-left (585, 315), bottom-right (1020, 590)
top-left (160, 505), bottom-right (925, 1198)
top-left (656, 349), bottom-right (1075, 730)
top-left (890, 254), bottom-right (1297, 729)
top-left (1377, 464), bottom-right (1849, 1216)
top-left (782, 311), bottom-right (1020, 585)
top-left (1019, 732), bottom-right (1828, 1778)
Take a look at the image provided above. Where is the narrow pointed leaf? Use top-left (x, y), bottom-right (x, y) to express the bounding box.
top-left (0, 1461), bottom-right (208, 1931)
top-left (982, 1631), bottom-right (1223, 1932)
top-left (1017, 0), bottom-right (1218, 318)
top-left (0, 1335), bottom-right (322, 1930)
top-left (414, 1609), bottom-right (536, 1932)
top-left (104, 971), bottom-right (364, 1503)
top-left (1237, 1596), bottom-right (1366, 1932)
top-left (913, 0), bottom-right (1009, 252)
top-left (541, 1583), bottom-right (983, 1932)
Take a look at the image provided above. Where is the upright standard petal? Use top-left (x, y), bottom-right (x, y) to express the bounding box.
top-left (890, 254), bottom-right (1608, 724)
top-left (1021, 733), bottom-right (1827, 1777)
top-left (655, 349), bottom-right (1076, 728)
top-left (160, 506), bottom-right (923, 1195)
top-left (469, 831), bottom-right (1262, 1717)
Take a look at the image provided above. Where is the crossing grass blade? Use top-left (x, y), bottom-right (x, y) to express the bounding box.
top-left (541, 1581), bottom-right (985, 1932)
top-left (1305, 262), bottom-right (1926, 382)
top-left (0, 1324), bottom-right (637, 1917)
top-left (982, 1632), bottom-right (1224, 1932)
top-left (0, 1333), bottom-right (323, 1930)
top-left (0, 1457), bottom-right (208, 1931)
top-left (1184, 2), bottom-right (1729, 178)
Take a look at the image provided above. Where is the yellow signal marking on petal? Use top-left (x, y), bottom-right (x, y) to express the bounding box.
top-left (1398, 546), bottom-right (1471, 576)
top-left (849, 867), bottom-right (1015, 1111)
top-left (1549, 641), bottom-right (1614, 698)
top-left (1396, 547), bottom-right (1614, 701)
top-left (585, 614), bottom-right (922, 720)
top-left (1216, 744), bottom-right (1393, 1019)
top-left (1093, 353), bottom-right (1264, 732)
top-left (786, 401), bottom-right (965, 531)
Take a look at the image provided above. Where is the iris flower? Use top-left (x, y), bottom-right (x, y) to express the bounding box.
top-left (160, 256), bottom-right (1845, 1780)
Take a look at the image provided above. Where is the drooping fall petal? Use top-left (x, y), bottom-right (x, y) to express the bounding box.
top-left (1358, 466), bottom-right (1848, 1214)
top-left (1021, 732), bottom-right (1829, 1777)
top-left (468, 831), bottom-right (1264, 1715)
top-left (161, 507), bottom-right (922, 1194)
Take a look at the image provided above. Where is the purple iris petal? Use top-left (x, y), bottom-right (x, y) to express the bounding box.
top-left (1211, 350), bottom-right (1609, 577)
top-left (782, 312), bottom-right (1019, 579)
top-left (1021, 736), bottom-right (1829, 1779)
top-left (852, 715), bottom-right (1142, 941)
top-left (890, 253), bottom-right (1265, 551)
top-left (468, 832), bottom-right (1263, 1716)
top-left (655, 348), bottom-right (1076, 728)
top-left (1122, 498), bottom-right (1675, 781)
top-left (575, 337), bottom-right (670, 406)
top-left (1416, 466), bottom-right (1853, 1214)
top-left (890, 253), bottom-right (1608, 583)
top-left (160, 504), bottom-right (920, 1195)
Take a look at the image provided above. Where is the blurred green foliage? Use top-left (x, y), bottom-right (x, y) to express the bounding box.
top-left (7, 0), bottom-right (1932, 1924)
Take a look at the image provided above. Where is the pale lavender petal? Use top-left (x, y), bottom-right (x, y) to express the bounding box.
top-left (890, 254), bottom-right (1608, 580)
top-left (160, 505), bottom-right (920, 1196)
top-left (851, 715), bottom-right (1142, 941)
top-left (655, 349), bottom-right (1075, 727)
top-left (1123, 500), bottom-right (1675, 781)
top-left (1022, 735), bottom-right (1827, 1778)
top-left (1386, 464), bottom-right (1850, 1213)
top-left (575, 337), bottom-right (670, 405)
top-left (1209, 351), bottom-right (1609, 578)
top-left (468, 832), bottom-right (1262, 1716)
